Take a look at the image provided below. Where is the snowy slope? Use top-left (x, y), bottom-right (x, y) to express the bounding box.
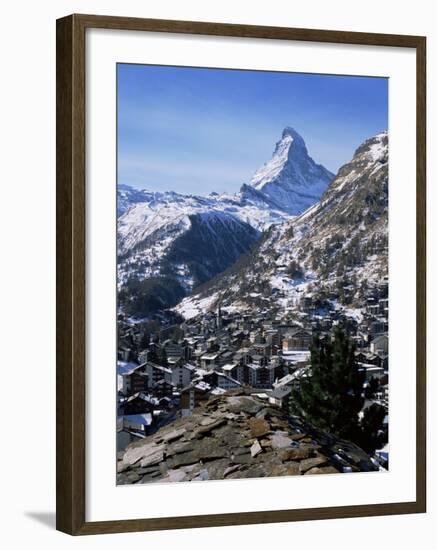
top-left (118, 205), bottom-right (260, 317)
top-left (117, 184), bottom-right (159, 216)
top-left (118, 183), bottom-right (290, 249)
top-left (250, 127), bottom-right (334, 214)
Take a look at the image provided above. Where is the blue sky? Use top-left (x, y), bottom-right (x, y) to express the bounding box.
top-left (117, 63), bottom-right (388, 195)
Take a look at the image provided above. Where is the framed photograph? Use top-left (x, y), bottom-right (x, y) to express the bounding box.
top-left (56, 14), bottom-right (426, 535)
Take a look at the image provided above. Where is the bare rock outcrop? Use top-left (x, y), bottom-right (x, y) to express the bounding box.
top-left (117, 390), bottom-right (378, 485)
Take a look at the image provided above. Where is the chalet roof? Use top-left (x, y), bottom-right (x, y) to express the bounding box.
top-left (222, 363), bottom-right (237, 371)
top-left (144, 362), bottom-right (172, 374)
top-left (154, 378), bottom-right (174, 386)
top-left (183, 363), bottom-right (197, 371)
top-left (215, 372), bottom-right (242, 384)
top-left (125, 392), bottom-right (159, 405)
top-left (247, 363), bottom-right (260, 371)
top-left (270, 386), bottom-right (292, 399)
top-left (123, 413), bottom-right (153, 426)
top-left (201, 353), bottom-right (220, 361)
top-left (194, 380), bottom-right (212, 392)
top-left (284, 327), bottom-right (312, 337)
top-left (117, 362), bottom-right (143, 377)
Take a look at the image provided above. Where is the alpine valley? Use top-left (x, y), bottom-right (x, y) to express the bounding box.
top-left (117, 127), bottom-right (390, 482)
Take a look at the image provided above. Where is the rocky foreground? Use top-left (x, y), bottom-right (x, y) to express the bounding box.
top-left (117, 390), bottom-right (378, 484)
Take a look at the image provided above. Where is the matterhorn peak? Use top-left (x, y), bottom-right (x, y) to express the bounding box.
top-left (250, 127), bottom-right (334, 215)
top-left (281, 126), bottom-right (304, 141)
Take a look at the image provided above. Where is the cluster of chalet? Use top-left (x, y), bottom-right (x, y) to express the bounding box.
top-left (117, 273), bottom-right (389, 454)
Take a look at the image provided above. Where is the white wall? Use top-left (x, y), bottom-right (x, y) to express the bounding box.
top-left (1, 0), bottom-right (435, 547)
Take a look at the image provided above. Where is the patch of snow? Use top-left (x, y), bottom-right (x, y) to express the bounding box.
top-left (251, 134), bottom-right (294, 189)
top-left (174, 293), bottom-right (220, 320)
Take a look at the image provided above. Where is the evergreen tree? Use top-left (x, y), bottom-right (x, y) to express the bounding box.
top-left (292, 327), bottom-right (365, 441)
top-left (356, 403), bottom-right (387, 454)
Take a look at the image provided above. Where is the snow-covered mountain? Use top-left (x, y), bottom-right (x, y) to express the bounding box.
top-left (117, 184), bottom-right (155, 217)
top-left (175, 131), bottom-right (388, 320)
top-left (118, 201), bottom-right (261, 317)
top-left (118, 186), bottom-right (288, 257)
top-left (117, 127), bottom-right (344, 318)
top-left (250, 127), bottom-right (334, 214)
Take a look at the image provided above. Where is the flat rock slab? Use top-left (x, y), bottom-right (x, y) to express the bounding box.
top-left (299, 456), bottom-right (328, 473)
top-left (168, 438), bottom-right (228, 468)
top-left (162, 428), bottom-right (186, 443)
top-left (227, 396), bottom-right (263, 415)
top-left (290, 433), bottom-right (308, 441)
top-left (205, 458), bottom-right (233, 480)
top-left (117, 460), bottom-right (130, 473)
top-left (194, 417), bottom-right (227, 437)
top-left (279, 447), bottom-right (315, 461)
top-left (140, 448), bottom-right (164, 468)
top-left (304, 466), bottom-right (340, 475)
top-left (237, 466), bottom-right (267, 479)
top-left (166, 441), bottom-right (196, 457)
top-left (217, 426), bottom-right (246, 447)
top-left (200, 417), bottom-right (218, 426)
top-left (161, 469), bottom-right (188, 483)
top-left (232, 453), bottom-right (252, 465)
top-left (233, 446), bottom-right (253, 457)
top-left (270, 462), bottom-right (301, 476)
top-left (123, 472), bottom-right (141, 484)
top-left (256, 407), bottom-right (283, 419)
top-left (248, 417), bottom-right (270, 438)
top-left (250, 439), bottom-right (263, 458)
top-left (123, 442), bottom-right (165, 467)
top-left (191, 469), bottom-right (209, 481)
top-left (136, 465), bottom-right (161, 476)
top-left (138, 469), bottom-right (163, 483)
top-left (271, 434), bottom-right (294, 449)
top-left (224, 464), bottom-right (240, 477)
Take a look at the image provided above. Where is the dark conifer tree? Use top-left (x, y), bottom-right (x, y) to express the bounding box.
top-left (355, 403), bottom-right (387, 454)
top-left (292, 327), bottom-right (365, 442)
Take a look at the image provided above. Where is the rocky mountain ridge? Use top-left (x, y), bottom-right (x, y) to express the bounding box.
top-left (117, 391), bottom-right (378, 484)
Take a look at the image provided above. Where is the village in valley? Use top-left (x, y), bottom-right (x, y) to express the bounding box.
top-left (117, 272), bottom-right (389, 469)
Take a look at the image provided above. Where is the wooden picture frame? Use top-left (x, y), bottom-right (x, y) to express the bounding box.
top-left (56, 13), bottom-right (426, 535)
